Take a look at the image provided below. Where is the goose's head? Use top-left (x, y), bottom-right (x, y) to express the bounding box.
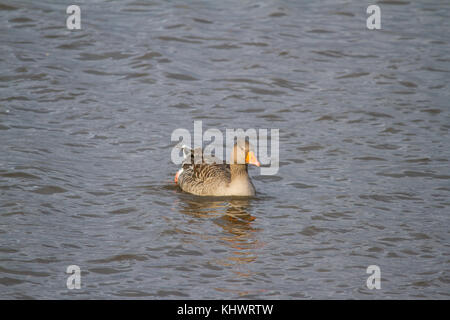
top-left (231, 140), bottom-right (260, 167)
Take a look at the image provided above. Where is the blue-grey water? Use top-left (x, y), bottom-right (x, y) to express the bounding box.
top-left (0, 0), bottom-right (449, 299)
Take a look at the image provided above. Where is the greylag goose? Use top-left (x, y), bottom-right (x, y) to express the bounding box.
top-left (174, 140), bottom-right (260, 196)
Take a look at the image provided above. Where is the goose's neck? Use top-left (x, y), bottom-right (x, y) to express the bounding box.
top-left (230, 164), bottom-right (248, 180)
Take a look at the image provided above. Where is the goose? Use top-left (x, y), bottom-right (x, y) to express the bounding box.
top-left (174, 140), bottom-right (260, 196)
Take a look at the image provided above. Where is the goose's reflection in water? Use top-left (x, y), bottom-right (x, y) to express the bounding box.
top-left (177, 197), bottom-right (262, 277)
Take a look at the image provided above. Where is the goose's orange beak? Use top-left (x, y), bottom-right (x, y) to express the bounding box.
top-left (246, 151), bottom-right (260, 167)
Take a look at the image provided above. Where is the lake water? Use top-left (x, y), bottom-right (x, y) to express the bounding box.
top-left (0, 0), bottom-right (449, 299)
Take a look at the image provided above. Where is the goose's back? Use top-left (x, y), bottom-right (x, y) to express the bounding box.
top-left (178, 162), bottom-right (231, 196)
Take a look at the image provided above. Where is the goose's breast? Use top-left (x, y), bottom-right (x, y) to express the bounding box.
top-left (225, 178), bottom-right (255, 196)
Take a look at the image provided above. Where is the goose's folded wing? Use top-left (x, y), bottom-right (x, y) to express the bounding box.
top-left (176, 145), bottom-right (231, 187)
top-left (192, 163), bottom-right (231, 182)
top-left (179, 145), bottom-right (224, 167)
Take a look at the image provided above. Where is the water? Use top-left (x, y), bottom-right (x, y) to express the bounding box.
top-left (0, 0), bottom-right (449, 299)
